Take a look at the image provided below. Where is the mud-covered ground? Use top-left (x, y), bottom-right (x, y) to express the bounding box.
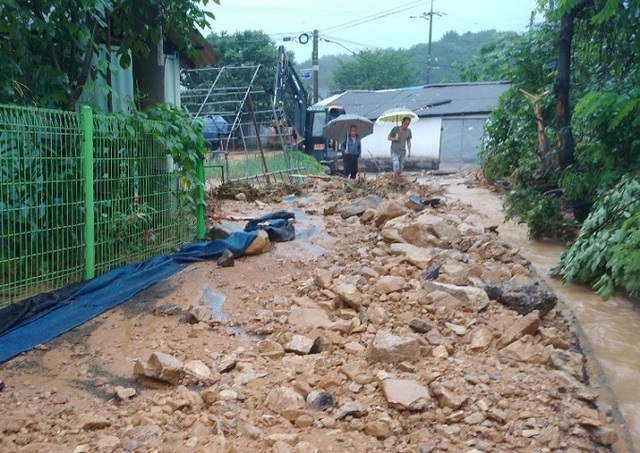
top-left (0, 174), bottom-right (625, 453)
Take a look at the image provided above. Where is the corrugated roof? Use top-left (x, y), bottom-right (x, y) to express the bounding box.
top-left (315, 82), bottom-right (511, 119)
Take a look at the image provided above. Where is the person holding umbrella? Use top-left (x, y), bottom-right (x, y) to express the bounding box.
top-left (387, 116), bottom-right (413, 174)
top-left (341, 124), bottom-right (362, 179)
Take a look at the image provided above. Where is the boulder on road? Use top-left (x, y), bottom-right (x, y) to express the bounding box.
top-left (374, 201), bottom-right (409, 228)
top-left (483, 279), bottom-right (557, 317)
top-left (134, 352), bottom-right (184, 386)
top-left (367, 330), bottom-right (420, 364)
top-left (338, 195), bottom-right (383, 219)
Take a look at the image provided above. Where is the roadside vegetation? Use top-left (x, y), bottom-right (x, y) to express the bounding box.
top-left (463, 0), bottom-right (640, 298)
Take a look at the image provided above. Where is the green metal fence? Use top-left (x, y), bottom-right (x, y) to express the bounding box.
top-left (1, 104), bottom-right (201, 307)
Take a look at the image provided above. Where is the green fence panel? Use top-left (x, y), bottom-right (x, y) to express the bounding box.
top-left (0, 104), bottom-right (197, 309)
top-left (0, 105), bottom-right (85, 306)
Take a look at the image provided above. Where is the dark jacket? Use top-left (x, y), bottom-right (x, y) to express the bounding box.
top-left (341, 135), bottom-right (362, 157)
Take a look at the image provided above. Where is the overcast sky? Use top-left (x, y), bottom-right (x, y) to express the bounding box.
top-left (203, 0), bottom-right (540, 61)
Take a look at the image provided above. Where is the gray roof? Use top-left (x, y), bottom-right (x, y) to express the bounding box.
top-left (315, 82), bottom-right (511, 120)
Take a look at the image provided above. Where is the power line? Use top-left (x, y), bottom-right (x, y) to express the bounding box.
top-left (321, 0), bottom-right (428, 34)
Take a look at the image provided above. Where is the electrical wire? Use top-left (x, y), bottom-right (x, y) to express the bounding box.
top-left (321, 0), bottom-right (428, 34)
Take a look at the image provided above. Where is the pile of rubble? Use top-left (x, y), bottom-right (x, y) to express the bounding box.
top-left (0, 176), bottom-right (621, 453)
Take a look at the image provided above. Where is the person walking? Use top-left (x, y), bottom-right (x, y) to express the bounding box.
top-left (387, 116), bottom-right (412, 174)
top-left (341, 124), bottom-right (362, 179)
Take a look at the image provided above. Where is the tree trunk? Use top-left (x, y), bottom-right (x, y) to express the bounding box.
top-left (553, 0), bottom-right (591, 171)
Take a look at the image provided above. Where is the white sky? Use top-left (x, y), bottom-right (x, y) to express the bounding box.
top-left (203, 0), bottom-right (541, 62)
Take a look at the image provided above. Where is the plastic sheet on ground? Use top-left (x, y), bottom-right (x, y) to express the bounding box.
top-left (0, 232), bottom-right (257, 364)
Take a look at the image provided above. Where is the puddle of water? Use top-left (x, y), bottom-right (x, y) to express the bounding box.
top-left (202, 286), bottom-right (227, 321)
top-left (226, 325), bottom-right (263, 341)
top-left (435, 177), bottom-right (640, 452)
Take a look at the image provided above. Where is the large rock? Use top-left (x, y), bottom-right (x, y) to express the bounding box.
top-left (470, 327), bottom-right (493, 351)
top-left (245, 230), bottom-right (271, 255)
top-left (400, 223), bottom-right (439, 248)
top-left (431, 222), bottom-right (462, 244)
top-left (374, 201), bottom-right (408, 227)
top-left (500, 337), bottom-right (553, 364)
top-left (306, 391), bottom-right (334, 411)
top-left (483, 279), bottom-right (557, 317)
top-left (334, 401), bottom-right (368, 420)
top-left (381, 379), bottom-right (431, 411)
top-left (549, 349), bottom-right (584, 381)
top-left (423, 280), bottom-right (490, 311)
top-left (497, 311), bottom-right (541, 349)
top-left (389, 243), bottom-right (436, 269)
top-left (285, 334), bottom-right (316, 355)
top-left (430, 383), bottom-right (468, 410)
top-left (183, 360), bottom-right (213, 384)
top-left (134, 352), bottom-right (184, 386)
top-left (374, 275), bottom-right (405, 295)
top-left (184, 305), bottom-right (212, 324)
top-left (265, 387), bottom-right (306, 416)
top-left (333, 283), bottom-right (361, 309)
top-left (288, 307), bottom-right (332, 330)
top-left (367, 330), bottom-right (420, 364)
top-left (338, 195), bottom-right (384, 219)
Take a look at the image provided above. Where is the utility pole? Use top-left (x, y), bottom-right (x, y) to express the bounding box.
top-left (312, 29), bottom-right (319, 103)
top-left (411, 0), bottom-right (445, 85)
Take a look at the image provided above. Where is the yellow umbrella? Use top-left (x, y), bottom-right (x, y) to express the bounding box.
top-left (376, 108), bottom-right (419, 125)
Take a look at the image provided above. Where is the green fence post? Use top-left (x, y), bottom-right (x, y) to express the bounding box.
top-left (82, 106), bottom-right (95, 279)
top-left (196, 158), bottom-right (206, 241)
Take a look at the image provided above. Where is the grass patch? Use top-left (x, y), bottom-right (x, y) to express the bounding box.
top-left (206, 151), bottom-right (325, 180)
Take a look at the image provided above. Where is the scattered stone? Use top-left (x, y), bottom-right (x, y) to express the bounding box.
top-left (421, 263), bottom-right (441, 281)
top-left (400, 223), bottom-right (438, 248)
top-left (339, 195), bottom-right (384, 219)
top-left (294, 414), bottom-right (315, 428)
top-left (374, 275), bottom-right (405, 294)
top-left (497, 311), bottom-right (541, 349)
top-left (295, 441), bottom-right (319, 453)
top-left (549, 349), bottom-right (584, 381)
top-left (183, 359), bottom-right (213, 384)
top-left (217, 248), bottom-right (235, 267)
top-left (153, 304), bottom-right (181, 316)
top-left (134, 352), bottom-right (184, 386)
top-left (258, 339), bottom-right (286, 359)
top-left (96, 435), bottom-right (120, 449)
top-left (500, 337), bottom-right (552, 364)
top-left (389, 243), bottom-right (435, 269)
top-left (184, 305), bottom-right (212, 324)
top-left (285, 334), bottom-right (316, 355)
top-left (266, 433), bottom-right (299, 447)
top-left (367, 306), bottom-right (389, 326)
top-left (245, 229), bottom-right (271, 255)
top-left (445, 322), bottom-right (466, 336)
top-left (367, 330), bottom-right (421, 364)
top-left (265, 387), bottom-right (306, 416)
top-left (313, 269), bottom-right (333, 289)
top-left (364, 419), bottom-right (393, 439)
top-left (216, 354), bottom-right (237, 373)
top-left (240, 423), bottom-right (264, 440)
top-left (334, 401), bottom-right (368, 420)
top-left (423, 280), bottom-right (490, 311)
top-left (113, 386), bottom-right (136, 401)
top-left (289, 307), bottom-right (333, 330)
top-left (360, 208), bottom-right (376, 223)
top-left (307, 391), bottom-right (334, 411)
top-left (81, 414), bottom-right (111, 430)
top-left (589, 426), bottom-right (618, 445)
top-left (374, 200), bottom-right (408, 227)
top-left (483, 280), bottom-right (557, 317)
top-left (430, 383), bottom-right (468, 410)
top-left (406, 193), bottom-right (425, 211)
top-left (125, 425), bottom-right (163, 447)
top-left (381, 379), bottom-right (432, 411)
top-left (0, 378), bottom-right (5, 392)
top-left (432, 345), bottom-right (449, 358)
top-left (333, 283), bottom-right (361, 310)
top-left (431, 222), bottom-right (462, 243)
top-left (470, 327), bottom-right (493, 351)
top-left (200, 386), bottom-right (218, 405)
top-left (464, 412), bottom-right (486, 425)
top-left (409, 318), bottom-right (434, 333)
top-left (234, 192), bottom-right (247, 201)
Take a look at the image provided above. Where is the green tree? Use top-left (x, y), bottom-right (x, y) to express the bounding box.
top-left (332, 49), bottom-right (417, 91)
top-left (0, 0), bottom-right (216, 109)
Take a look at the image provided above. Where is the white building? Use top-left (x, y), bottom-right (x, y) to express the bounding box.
top-left (315, 82), bottom-right (510, 172)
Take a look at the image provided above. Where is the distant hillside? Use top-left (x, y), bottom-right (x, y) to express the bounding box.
top-left (297, 29), bottom-right (515, 98)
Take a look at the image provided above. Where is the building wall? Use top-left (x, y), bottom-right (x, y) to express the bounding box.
top-left (360, 118), bottom-right (442, 162)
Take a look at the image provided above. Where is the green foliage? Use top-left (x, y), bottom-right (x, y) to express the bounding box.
top-left (132, 104), bottom-right (207, 213)
top-left (332, 49), bottom-right (418, 91)
top-left (0, 0), bottom-right (216, 109)
top-left (552, 178), bottom-right (640, 299)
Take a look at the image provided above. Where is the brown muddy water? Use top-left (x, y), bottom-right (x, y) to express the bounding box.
top-left (432, 176), bottom-right (640, 452)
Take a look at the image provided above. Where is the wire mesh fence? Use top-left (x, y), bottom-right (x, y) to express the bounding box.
top-left (0, 105), bottom-right (198, 307)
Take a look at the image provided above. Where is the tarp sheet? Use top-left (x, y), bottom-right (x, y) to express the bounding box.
top-left (245, 210), bottom-right (296, 242)
top-left (0, 231), bottom-right (257, 364)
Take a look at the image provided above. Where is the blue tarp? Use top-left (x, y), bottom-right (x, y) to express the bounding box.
top-left (0, 231), bottom-right (257, 364)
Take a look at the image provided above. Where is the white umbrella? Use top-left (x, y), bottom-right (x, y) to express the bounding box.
top-left (376, 108), bottom-right (419, 125)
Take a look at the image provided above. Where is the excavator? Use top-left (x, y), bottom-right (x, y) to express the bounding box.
top-left (269, 45), bottom-right (346, 172)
